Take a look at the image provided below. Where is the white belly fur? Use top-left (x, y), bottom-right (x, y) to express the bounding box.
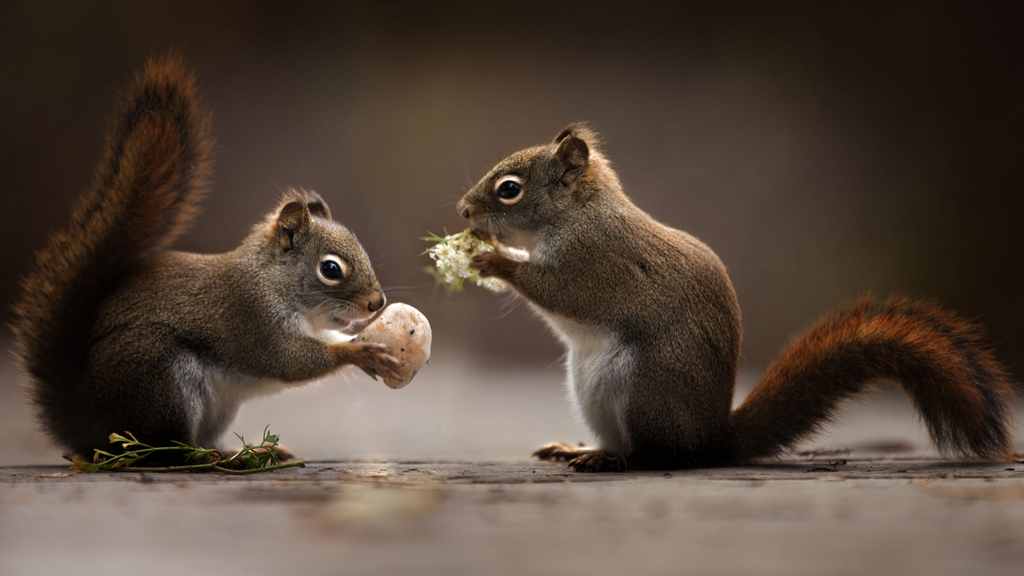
top-left (187, 363), bottom-right (292, 447)
top-left (179, 313), bottom-right (343, 447)
top-left (534, 306), bottom-right (634, 454)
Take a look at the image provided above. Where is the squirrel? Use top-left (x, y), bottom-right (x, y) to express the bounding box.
top-left (457, 123), bottom-right (1016, 472)
top-left (10, 55), bottom-right (402, 460)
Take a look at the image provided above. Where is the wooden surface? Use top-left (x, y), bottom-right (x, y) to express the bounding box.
top-left (2, 455), bottom-right (1023, 485)
top-left (3, 456), bottom-right (1024, 576)
top-left (3, 361), bottom-right (1023, 575)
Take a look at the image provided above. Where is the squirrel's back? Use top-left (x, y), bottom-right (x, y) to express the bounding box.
top-left (10, 54), bottom-right (213, 447)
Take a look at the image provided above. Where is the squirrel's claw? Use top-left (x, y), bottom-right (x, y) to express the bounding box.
top-left (471, 251), bottom-right (517, 279)
top-left (567, 450), bottom-right (627, 473)
top-left (533, 442), bottom-right (592, 462)
top-left (341, 341), bottom-right (404, 383)
top-left (374, 353), bottom-right (404, 383)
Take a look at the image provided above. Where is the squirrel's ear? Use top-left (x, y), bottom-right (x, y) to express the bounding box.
top-left (275, 200), bottom-right (310, 251)
top-left (553, 124), bottom-right (581, 144)
top-left (554, 132), bottom-right (590, 185)
top-left (304, 190), bottom-right (332, 221)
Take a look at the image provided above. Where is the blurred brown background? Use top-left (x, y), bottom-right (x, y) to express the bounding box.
top-left (2, 1), bottom-right (1021, 373)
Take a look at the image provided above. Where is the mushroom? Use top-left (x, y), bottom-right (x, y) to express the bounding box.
top-left (355, 303), bottom-right (432, 389)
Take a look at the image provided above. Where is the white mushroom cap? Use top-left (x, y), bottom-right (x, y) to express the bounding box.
top-left (355, 303), bottom-right (432, 389)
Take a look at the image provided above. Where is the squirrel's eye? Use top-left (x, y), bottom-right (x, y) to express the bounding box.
top-left (317, 254), bottom-right (348, 286)
top-left (494, 175), bottom-right (524, 205)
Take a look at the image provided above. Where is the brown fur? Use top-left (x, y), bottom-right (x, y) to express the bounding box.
top-left (11, 53), bottom-right (213, 446)
top-left (732, 297), bottom-right (1014, 461)
top-left (10, 56), bottom-right (397, 457)
top-left (459, 123), bottom-right (1016, 470)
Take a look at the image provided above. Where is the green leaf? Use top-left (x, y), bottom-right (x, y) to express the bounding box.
top-left (108, 432), bottom-right (131, 444)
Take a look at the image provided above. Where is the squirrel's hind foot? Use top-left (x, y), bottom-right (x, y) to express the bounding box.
top-left (216, 443), bottom-right (296, 465)
top-left (533, 442), bottom-right (594, 462)
top-left (568, 450), bottom-right (627, 473)
top-left (533, 443), bottom-right (628, 472)
top-left (264, 444), bottom-right (297, 462)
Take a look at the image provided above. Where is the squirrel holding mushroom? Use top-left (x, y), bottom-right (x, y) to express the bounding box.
top-left (10, 55), bottom-right (432, 461)
top-left (457, 123), bottom-right (1015, 472)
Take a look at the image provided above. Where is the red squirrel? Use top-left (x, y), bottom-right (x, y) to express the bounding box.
top-left (11, 55), bottom-right (401, 459)
top-left (457, 123), bottom-right (1015, 471)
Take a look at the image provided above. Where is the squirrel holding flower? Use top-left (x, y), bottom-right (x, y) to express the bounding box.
top-left (457, 123), bottom-right (1015, 471)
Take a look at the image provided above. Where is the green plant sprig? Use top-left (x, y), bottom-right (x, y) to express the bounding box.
top-left (72, 426), bottom-right (305, 474)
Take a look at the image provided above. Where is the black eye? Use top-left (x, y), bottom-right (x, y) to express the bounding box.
top-left (320, 260), bottom-right (342, 279)
top-left (496, 180), bottom-right (521, 198)
top-left (317, 254), bottom-right (348, 286)
top-left (494, 175), bottom-right (524, 205)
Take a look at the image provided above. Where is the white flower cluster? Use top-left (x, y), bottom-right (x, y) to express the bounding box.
top-left (426, 229), bottom-right (507, 293)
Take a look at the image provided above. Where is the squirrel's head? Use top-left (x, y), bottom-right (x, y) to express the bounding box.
top-left (456, 123), bottom-right (621, 246)
top-left (259, 189), bottom-right (385, 334)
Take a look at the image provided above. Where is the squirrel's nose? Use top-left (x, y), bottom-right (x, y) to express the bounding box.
top-left (457, 199), bottom-right (473, 219)
top-left (367, 290), bottom-right (386, 312)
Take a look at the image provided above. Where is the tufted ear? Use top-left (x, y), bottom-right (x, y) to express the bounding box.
top-left (273, 189), bottom-right (334, 251)
top-left (304, 189), bottom-right (332, 221)
top-left (275, 198), bottom-right (310, 251)
top-left (553, 122), bottom-right (600, 146)
top-left (553, 125), bottom-right (591, 185)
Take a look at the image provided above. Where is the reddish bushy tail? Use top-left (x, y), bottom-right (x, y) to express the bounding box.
top-left (10, 54), bottom-right (213, 445)
top-left (730, 297), bottom-right (1014, 461)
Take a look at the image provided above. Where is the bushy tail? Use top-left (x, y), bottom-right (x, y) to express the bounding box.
top-left (10, 54), bottom-right (213, 444)
top-left (730, 297), bottom-right (1015, 461)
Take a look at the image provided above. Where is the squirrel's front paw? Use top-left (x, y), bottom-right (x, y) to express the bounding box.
top-left (471, 251), bottom-right (518, 279)
top-left (337, 342), bottom-right (402, 382)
